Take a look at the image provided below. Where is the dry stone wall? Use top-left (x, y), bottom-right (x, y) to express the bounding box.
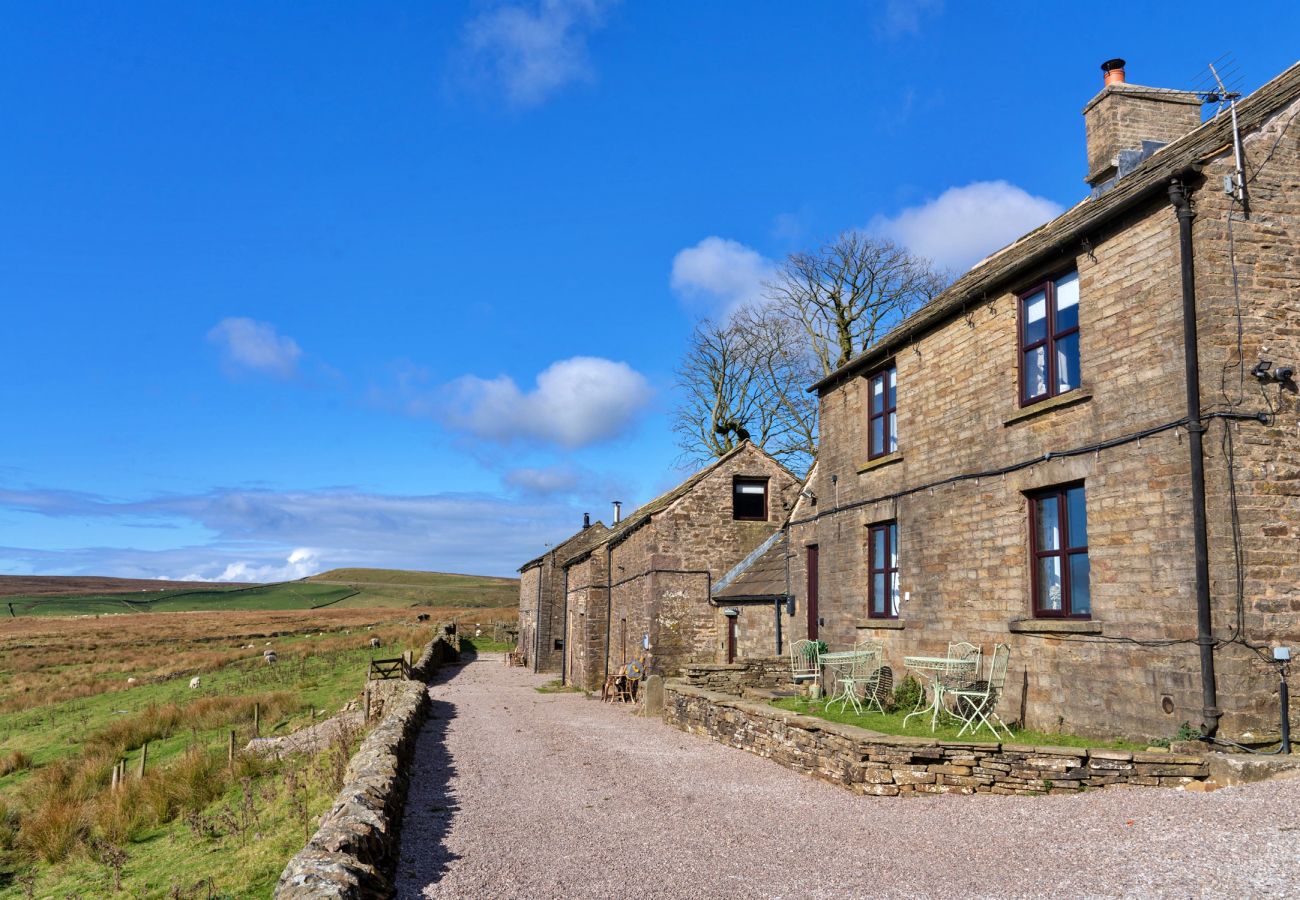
top-left (275, 627), bottom-right (459, 899)
top-left (664, 682), bottom-right (1209, 797)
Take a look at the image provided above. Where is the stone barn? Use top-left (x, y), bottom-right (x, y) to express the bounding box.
top-left (558, 442), bottom-right (801, 691)
top-left (517, 519), bottom-right (606, 675)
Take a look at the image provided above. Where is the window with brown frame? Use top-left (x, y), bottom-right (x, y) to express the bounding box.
top-left (1018, 270), bottom-right (1080, 405)
top-left (867, 521), bottom-right (899, 618)
top-left (1027, 483), bottom-right (1090, 618)
top-left (867, 365), bottom-right (897, 459)
top-left (732, 477), bottom-right (768, 521)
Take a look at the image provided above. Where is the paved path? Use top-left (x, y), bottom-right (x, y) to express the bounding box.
top-left (396, 657), bottom-right (1300, 899)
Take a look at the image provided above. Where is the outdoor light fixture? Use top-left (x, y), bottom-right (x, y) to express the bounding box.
top-left (1251, 359), bottom-right (1273, 381)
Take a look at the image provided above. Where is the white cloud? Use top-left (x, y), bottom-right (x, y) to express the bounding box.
top-left (207, 317), bottom-right (302, 379)
top-left (458, 0), bottom-right (615, 107)
top-left (442, 356), bottom-right (652, 449)
top-left (870, 181), bottom-right (1065, 275)
top-left (504, 464), bottom-right (585, 495)
top-left (670, 236), bottom-right (777, 317)
top-left (185, 548), bottom-right (323, 584)
top-left (877, 0), bottom-right (943, 38)
top-left (0, 485), bottom-right (587, 579)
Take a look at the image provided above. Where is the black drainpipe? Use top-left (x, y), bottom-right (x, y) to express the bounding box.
top-left (602, 545), bottom-right (613, 687)
top-left (532, 557), bottom-right (545, 674)
top-left (560, 567), bottom-right (569, 685)
top-left (1169, 178), bottom-right (1220, 738)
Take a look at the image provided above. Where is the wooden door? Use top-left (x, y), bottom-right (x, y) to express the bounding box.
top-left (726, 615), bottom-right (737, 663)
top-left (806, 544), bottom-right (819, 640)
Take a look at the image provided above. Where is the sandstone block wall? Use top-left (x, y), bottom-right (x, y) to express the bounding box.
top-left (604, 446), bottom-right (800, 679)
top-left (681, 658), bottom-right (795, 694)
top-left (781, 95), bottom-right (1300, 742)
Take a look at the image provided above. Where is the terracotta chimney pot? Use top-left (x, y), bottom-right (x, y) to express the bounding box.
top-left (1102, 58), bottom-right (1127, 87)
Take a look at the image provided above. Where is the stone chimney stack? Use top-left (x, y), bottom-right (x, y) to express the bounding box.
top-left (1083, 58), bottom-right (1202, 189)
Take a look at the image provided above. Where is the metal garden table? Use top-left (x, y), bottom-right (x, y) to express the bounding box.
top-left (820, 649), bottom-right (879, 714)
top-left (902, 655), bottom-right (978, 731)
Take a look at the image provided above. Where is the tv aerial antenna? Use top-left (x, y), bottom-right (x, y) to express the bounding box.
top-left (1192, 53), bottom-right (1248, 211)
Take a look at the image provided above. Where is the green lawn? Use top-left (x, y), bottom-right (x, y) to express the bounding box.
top-left (771, 697), bottom-right (1146, 751)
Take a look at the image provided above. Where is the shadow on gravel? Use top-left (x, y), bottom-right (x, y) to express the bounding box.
top-left (395, 680), bottom-right (463, 896)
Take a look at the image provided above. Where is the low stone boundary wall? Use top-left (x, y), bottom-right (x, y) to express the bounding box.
top-left (275, 627), bottom-right (460, 898)
top-left (681, 658), bottom-right (794, 694)
top-left (664, 681), bottom-right (1209, 796)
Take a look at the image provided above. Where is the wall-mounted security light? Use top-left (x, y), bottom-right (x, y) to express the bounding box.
top-left (722, 607), bottom-right (739, 618)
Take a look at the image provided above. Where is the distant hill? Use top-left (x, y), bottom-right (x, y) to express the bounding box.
top-left (0, 568), bottom-right (518, 617)
top-left (0, 575), bottom-right (242, 597)
top-left (306, 568), bottom-right (518, 609)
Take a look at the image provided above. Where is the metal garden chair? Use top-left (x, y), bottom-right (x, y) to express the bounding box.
top-left (944, 641), bottom-right (982, 690)
top-left (948, 642), bottom-right (1012, 739)
top-left (855, 640), bottom-right (888, 714)
top-left (789, 639), bottom-right (821, 694)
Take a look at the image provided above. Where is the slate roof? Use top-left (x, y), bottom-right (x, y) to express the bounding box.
top-left (810, 60), bottom-right (1300, 395)
top-left (712, 531), bottom-right (790, 602)
top-left (519, 521), bottom-right (608, 573)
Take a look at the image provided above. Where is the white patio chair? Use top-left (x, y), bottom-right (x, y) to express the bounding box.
top-left (789, 639), bottom-right (821, 694)
top-left (949, 643), bottom-right (1012, 740)
top-left (944, 641), bottom-right (982, 690)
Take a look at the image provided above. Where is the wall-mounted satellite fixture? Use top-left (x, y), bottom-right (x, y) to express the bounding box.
top-left (1194, 54), bottom-right (1248, 211)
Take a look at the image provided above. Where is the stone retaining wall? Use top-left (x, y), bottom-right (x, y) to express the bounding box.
top-left (664, 681), bottom-right (1209, 796)
top-left (275, 627), bottom-right (459, 898)
top-left (681, 658), bottom-right (794, 694)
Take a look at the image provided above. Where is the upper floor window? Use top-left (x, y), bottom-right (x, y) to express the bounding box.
top-left (867, 521), bottom-right (899, 618)
top-left (867, 365), bottom-right (897, 459)
top-left (732, 477), bottom-right (768, 521)
top-left (1019, 270), bottom-right (1080, 405)
top-left (1028, 483), bottom-right (1090, 618)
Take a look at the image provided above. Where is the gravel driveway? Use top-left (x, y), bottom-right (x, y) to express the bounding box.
top-left (396, 657), bottom-right (1300, 899)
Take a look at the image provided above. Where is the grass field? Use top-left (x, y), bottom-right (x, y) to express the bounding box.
top-left (0, 568), bottom-right (519, 618)
top-left (0, 569), bottom-right (520, 898)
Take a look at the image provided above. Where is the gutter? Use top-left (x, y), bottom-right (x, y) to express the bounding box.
top-left (1169, 176), bottom-right (1221, 738)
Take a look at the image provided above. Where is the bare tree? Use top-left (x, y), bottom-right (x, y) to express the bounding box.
top-left (672, 310), bottom-right (817, 474)
top-left (767, 231), bottom-right (947, 376)
top-left (672, 231), bottom-right (944, 474)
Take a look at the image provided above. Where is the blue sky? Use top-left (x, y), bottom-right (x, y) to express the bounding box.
top-left (2, 2), bottom-right (1297, 580)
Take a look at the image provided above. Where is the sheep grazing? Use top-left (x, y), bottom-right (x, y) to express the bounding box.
top-left (416, 613), bottom-right (430, 622)
top-left (264, 651), bottom-right (278, 664)
top-left (189, 676), bottom-right (201, 690)
top-left (369, 637), bottom-right (381, 649)
top-left (126, 677), bottom-right (138, 688)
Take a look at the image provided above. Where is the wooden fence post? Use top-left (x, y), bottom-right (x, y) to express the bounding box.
top-left (228, 730), bottom-right (236, 765)
top-left (254, 702), bottom-right (260, 737)
top-left (111, 762), bottom-right (120, 792)
top-left (364, 685), bottom-right (371, 721)
top-left (138, 742), bottom-right (148, 779)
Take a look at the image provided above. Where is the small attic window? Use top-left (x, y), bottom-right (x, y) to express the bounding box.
top-left (733, 477), bottom-right (768, 521)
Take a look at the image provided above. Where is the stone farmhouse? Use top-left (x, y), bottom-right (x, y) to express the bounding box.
top-left (774, 59), bottom-right (1300, 741)
top-left (517, 518), bottom-right (607, 675)
top-left (529, 442), bottom-right (800, 691)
